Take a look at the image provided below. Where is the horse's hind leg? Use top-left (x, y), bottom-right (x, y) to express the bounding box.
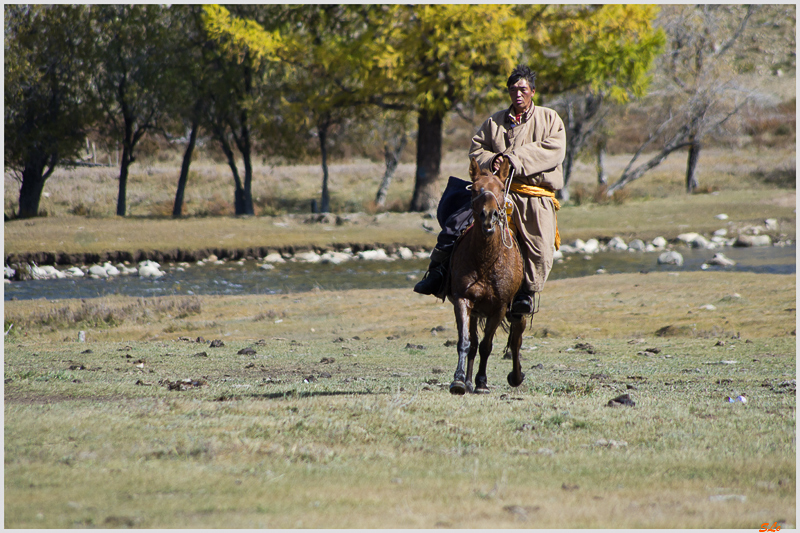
top-left (506, 315), bottom-right (528, 387)
top-left (450, 298), bottom-right (472, 395)
top-left (474, 314), bottom-right (503, 394)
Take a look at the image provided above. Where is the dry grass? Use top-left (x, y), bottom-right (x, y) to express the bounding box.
top-left (4, 146), bottom-right (796, 257)
top-left (4, 272), bottom-right (795, 528)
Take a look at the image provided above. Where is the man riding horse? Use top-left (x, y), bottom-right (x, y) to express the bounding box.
top-left (414, 65), bottom-right (566, 316)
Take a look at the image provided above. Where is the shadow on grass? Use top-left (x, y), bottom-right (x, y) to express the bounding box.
top-left (216, 389), bottom-right (381, 401)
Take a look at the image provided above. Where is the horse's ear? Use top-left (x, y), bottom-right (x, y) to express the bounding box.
top-left (469, 157), bottom-right (481, 182)
top-left (498, 157), bottom-right (510, 180)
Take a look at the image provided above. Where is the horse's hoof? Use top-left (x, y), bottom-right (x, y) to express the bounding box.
top-left (474, 386), bottom-right (490, 394)
top-left (450, 380), bottom-right (467, 395)
top-left (507, 371), bottom-right (526, 388)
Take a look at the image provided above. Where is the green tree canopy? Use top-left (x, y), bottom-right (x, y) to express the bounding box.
top-left (518, 5), bottom-right (665, 201)
top-left (4, 5), bottom-right (97, 219)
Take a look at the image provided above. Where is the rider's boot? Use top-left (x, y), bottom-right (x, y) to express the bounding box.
top-left (413, 247), bottom-right (450, 297)
top-left (510, 289), bottom-right (535, 315)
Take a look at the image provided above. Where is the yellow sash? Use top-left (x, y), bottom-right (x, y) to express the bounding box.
top-left (506, 183), bottom-right (561, 250)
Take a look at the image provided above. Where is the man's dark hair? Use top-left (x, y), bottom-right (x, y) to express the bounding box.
top-left (507, 65), bottom-right (537, 90)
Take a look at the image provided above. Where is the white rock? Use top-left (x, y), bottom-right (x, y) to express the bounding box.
top-left (259, 263), bottom-right (275, 270)
top-left (734, 234), bottom-right (772, 247)
top-left (658, 251), bottom-right (684, 266)
top-left (39, 265), bottom-right (65, 279)
top-left (552, 249), bottom-right (563, 261)
top-left (709, 253), bottom-right (736, 267)
top-left (118, 263), bottom-right (138, 275)
top-left (139, 263), bottom-right (165, 278)
top-left (556, 243), bottom-right (574, 254)
top-left (320, 252), bottom-right (351, 265)
top-left (358, 249), bottom-right (391, 261)
top-left (294, 251), bottom-right (322, 263)
top-left (88, 264), bottom-right (109, 278)
top-left (680, 233), bottom-right (711, 249)
top-left (103, 262), bottom-right (120, 276)
top-left (699, 304), bottom-right (717, 310)
top-left (607, 237), bottom-right (628, 251)
top-left (713, 228), bottom-right (728, 237)
top-left (583, 238), bottom-right (600, 254)
top-left (715, 214), bottom-right (729, 220)
top-left (397, 247), bottom-right (415, 260)
top-left (569, 239), bottom-right (586, 253)
top-left (628, 239), bottom-right (646, 252)
top-left (651, 236), bottom-right (668, 249)
top-left (64, 266), bottom-right (84, 277)
top-left (765, 218), bottom-right (779, 231)
top-left (139, 260), bottom-right (161, 269)
top-left (263, 253), bottom-right (286, 263)
top-left (207, 254), bottom-right (218, 262)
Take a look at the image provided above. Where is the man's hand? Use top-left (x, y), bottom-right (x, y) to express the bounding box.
top-left (492, 155), bottom-right (504, 172)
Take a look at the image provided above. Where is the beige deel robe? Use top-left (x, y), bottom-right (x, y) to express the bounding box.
top-left (469, 104), bottom-right (566, 294)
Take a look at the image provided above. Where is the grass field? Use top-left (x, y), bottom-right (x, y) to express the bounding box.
top-left (4, 272), bottom-right (795, 528)
top-left (3, 142), bottom-right (796, 528)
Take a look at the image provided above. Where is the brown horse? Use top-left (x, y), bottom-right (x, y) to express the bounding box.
top-left (447, 157), bottom-right (527, 395)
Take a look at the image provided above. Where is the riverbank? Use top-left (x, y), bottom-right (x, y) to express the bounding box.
top-left (4, 188), bottom-right (796, 267)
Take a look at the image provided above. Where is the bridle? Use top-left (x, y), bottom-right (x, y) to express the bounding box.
top-left (468, 169), bottom-right (515, 249)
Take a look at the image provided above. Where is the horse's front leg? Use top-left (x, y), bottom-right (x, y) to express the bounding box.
top-left (450, 298), bottom-right (472, 395)
top-left (506, 314), bottom-right (528, 387)
top-left (474, 313), bottom-right (504, 394)
top-left (464, 314), bottom-right (479, 393)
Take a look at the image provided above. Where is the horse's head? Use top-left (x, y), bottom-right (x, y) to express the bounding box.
top-left (469, 157), bottom-right (509, 237)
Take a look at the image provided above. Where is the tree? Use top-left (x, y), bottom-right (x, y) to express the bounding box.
top-left (4, 5), bottom-right (97, 219)
top-left (204, 5), bottom-right (386, 214)
top-left (381, 5), bottom-right (525, 211)
top-left (91, 5), bottom-right (178, 217)
top-left (518, 5), bottom-right (665, 201)
top-left (607, 5), bottom-right (759, 195)
top-left (201, 5), bottom-right (286, 215)
top-left (165, 6), bottom-right (210, 218)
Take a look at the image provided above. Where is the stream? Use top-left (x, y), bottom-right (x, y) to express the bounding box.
top-left (4, 245), bottom-right (795, 302)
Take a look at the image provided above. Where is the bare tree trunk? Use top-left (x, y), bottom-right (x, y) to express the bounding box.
top-left (375, 134), bottom-right (407, 207)
top-left (685, 137), bottom-right (701, 193)
top-left (319, 122), bottom-right (331, 213)
top-left (17, 152), bottom-right (57, 219)
top-left (239, 124), bottom-right (255, 216)
top-left (215, 129), bottom-right (247, 215)
top-left (410, 109), bottom-right (442, 212)
top-left (116, 143), bottom-right (132, 217)
top-left (172, 119), bottom-right (199, 217)
top-left (596, 138), bottom-right (607, 185)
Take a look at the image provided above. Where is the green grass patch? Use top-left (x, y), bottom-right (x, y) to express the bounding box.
top-left (4, 273), bottom-right (795, 528)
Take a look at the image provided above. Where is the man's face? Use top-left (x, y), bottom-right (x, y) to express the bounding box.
top-left (509, 79), bottom-right (534, 114)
